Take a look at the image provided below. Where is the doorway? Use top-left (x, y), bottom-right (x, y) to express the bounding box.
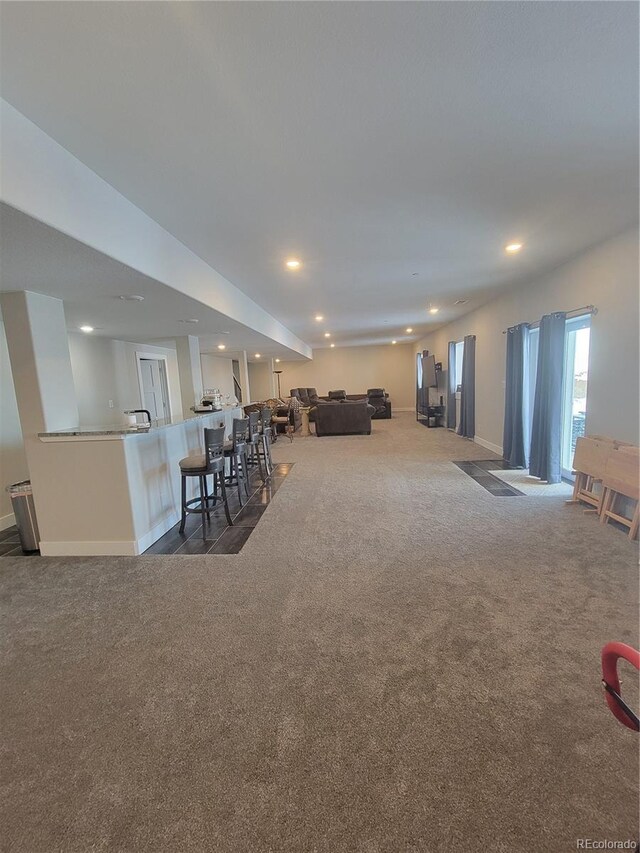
top-left (137, 356), bottom-right (171, 421)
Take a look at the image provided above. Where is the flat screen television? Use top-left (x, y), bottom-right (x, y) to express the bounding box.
top-left (422, 354), bottom-right (437, 388)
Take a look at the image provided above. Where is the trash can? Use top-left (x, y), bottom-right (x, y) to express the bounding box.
top-left (6, 481), bottom-right (40, 552)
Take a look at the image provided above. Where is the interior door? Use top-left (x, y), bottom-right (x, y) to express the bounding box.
top-left (139, 358), bottom-right (170, 421)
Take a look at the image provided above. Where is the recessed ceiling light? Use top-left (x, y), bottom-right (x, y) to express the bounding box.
top-left (285, 258), bottom-right (301, 270)
top-left (324, 332), bottom-right (331, 338)
top-left (412, 272), bottom-right (419, 277)
top-left (217, 344), bottom-right (226, 350)
top-left (119, 294), bottom-right (145, 302)
top-left (275, 358), bottom-right (281, 363)
top-left (429, 307), bottom-right (439, 315)
top-left (406, 327), bottom-right (413, 333)
top-left (330, 343), bottom-right (335, 348)
top-left (80, 325), bottom-right (94, 333)
top-left (505, 242), bottom-right (523, 254)
top-left (315, 315), bottom-right (324, 321)
top-left (255, 353), bottom-right (261, 358)
top-left (391, 340), bottom-right (397, 345)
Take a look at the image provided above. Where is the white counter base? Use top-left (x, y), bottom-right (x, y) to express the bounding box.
top-left (34, 407), bottom-right (243, 556)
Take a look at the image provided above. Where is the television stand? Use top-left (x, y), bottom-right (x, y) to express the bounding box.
top-left (417, 404), bottom-right (445, 428)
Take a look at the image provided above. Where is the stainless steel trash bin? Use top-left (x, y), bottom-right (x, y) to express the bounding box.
top-left (6, 481), bottom-right (40, 552)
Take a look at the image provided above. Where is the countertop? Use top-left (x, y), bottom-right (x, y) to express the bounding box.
top-left (38, 406), bottom-right (242, 440)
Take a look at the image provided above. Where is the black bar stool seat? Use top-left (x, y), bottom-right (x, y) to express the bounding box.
top-left (259, 406), bottom-right (274, 477)
top-left (179, 426), bottom-right (232, 540)
top-left (223, 417), bottom-right (251, 505)
top-left (247, 410), bottom-right (267, 482)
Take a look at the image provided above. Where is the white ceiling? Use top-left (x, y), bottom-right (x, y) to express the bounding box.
top-left (0, 204), bottom-right (305, 362)
top-left (0, 2), bottom-right (637, 348)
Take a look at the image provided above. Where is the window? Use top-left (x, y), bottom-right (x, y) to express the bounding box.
top-left (527, 327), bottom-right (539, 431)
top-left (561, 316), bottom-right (591, 478)
top-left (454, 340), bottom-right (464, 389)
top-left (526, 314), bottom-right (591, 479)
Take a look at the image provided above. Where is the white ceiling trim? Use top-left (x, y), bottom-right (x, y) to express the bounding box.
top-left (0, 99), bottom-right (312, 360)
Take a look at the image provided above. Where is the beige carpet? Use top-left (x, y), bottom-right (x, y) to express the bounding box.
top-left (1, 414), bottom-right (638, 853)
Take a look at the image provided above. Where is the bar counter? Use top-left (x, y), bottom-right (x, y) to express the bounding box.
top-left (31, 407), bottom-right (244, 556)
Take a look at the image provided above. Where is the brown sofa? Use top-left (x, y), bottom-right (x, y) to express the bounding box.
top-left (314, 400), bottom-right (374, 436)
top-left (317, 389), bottom-right (391, 419)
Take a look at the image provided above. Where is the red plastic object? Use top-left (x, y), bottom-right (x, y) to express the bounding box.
top-left (601, 642), bottom-right (640, 731)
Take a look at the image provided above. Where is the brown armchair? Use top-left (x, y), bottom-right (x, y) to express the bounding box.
top-left (366, 388), bottom-right (392, 419)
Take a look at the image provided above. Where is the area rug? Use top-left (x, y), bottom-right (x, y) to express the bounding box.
top-left (495, 468), bottom-right (574, 497)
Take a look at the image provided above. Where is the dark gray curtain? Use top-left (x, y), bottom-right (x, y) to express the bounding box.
top-left (457, 335), bottom-right (475, 438)
top-left (502, 323), bottom-right (530, 467)
top-left (446, 341), bottom-right (456, 429)
top-left (529, 312), bottom-right (566, 483)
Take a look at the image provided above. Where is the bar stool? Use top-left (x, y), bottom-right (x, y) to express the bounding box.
top-left (259, 406), bottom-right (274, 477)
top-left (179, 426), bottom-right (232, 540)
top-left (271, 401), bottom-right (294, 443)
top-left (224, 417), bottom-right (251, 505)
top-left (247, 410), bottom-right (267, 482)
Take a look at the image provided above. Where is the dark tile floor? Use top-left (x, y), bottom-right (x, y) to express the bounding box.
top-left (453, 459), bottom-right (525, 496)
top-left (143, 463), bottom-right (294, 555)
top-left (0, 463), bottom-right (294, 558)
top-left (0, 525), bottom-right (37, 557)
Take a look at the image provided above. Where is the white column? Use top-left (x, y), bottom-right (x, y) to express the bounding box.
top-left (0, 290), bottom-right (79, 436)
top-left (175, 335), bottom-right (203, 414)
top-left (237, 351), bottom-right (251, 404)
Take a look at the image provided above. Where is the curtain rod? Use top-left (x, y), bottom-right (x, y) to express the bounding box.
top-left (502, 304), bottom-right (597, 334)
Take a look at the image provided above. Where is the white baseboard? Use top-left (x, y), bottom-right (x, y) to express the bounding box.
top-left (39, 511), bottom-right (182, 557)
top-left (135, 512), bottom-right (181, 555)
top-left (40, 540), bottom-right (138, 557)
top-left (394, 407), bottom-right (414, 413)
top-left (0, 512), bottom-right (16, 532)
top-left (474, 435), bottom-right (504, 457)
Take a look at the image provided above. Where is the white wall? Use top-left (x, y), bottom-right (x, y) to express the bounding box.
top-left (0, 318), bottom-right (29, 526)
top-left (69, 334), bottom-right (183, 425)
top-left (113, 340), bottom-right (183, 422)
top-left (200, 354), bottom-right (236, 401)
top-left (280, 343), bottom-right (416, 409)
top-left (247, 361), bottom-right (275, 402)
top-left (416, 228), bottom-right (639, 450)
top-left (68, 333), bottom-right (122, 425)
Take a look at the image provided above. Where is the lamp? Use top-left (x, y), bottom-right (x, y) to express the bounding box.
top-left (273, 370), bottom-right (283, 398)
